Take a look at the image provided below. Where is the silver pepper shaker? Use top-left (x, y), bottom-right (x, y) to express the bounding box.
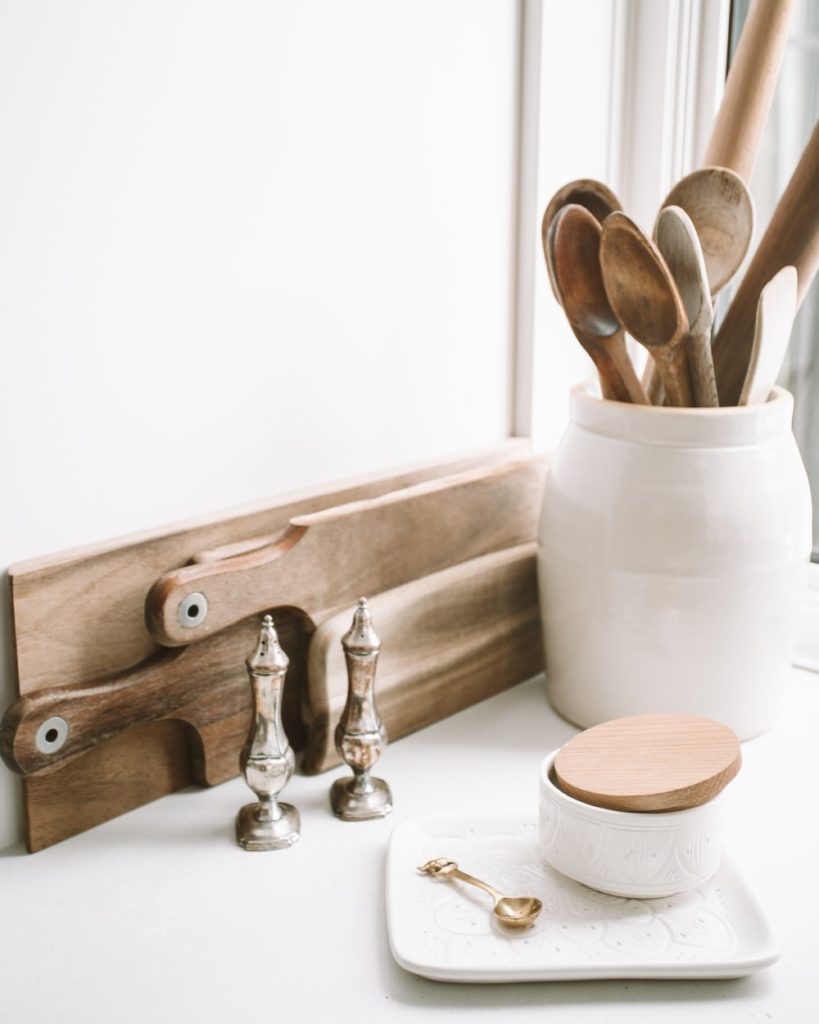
top-left (236, 614), bottom-right (300, 851)
top-left (331, 597), bottom-right (393, 820)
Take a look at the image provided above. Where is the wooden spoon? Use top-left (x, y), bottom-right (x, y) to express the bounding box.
top-left (551, 205), bottom-right (649, 404)
top-left (660, 167), bottom-right (755, 296)
top-left (554, 713), bottom-right (742, 813)
top-left (541, 179), bottom-right (622, 301)
top-left (600, 212), bottom-right (693, 406)
top-left (739, 265), bottom-right (797, 405)
top-left (654, 206), bottom-right (719, 407)
top-left (713, 119), bottom-right (819, 405)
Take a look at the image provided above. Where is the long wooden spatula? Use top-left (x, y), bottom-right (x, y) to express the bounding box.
top-left (712, 119), bottom-right (819, 405)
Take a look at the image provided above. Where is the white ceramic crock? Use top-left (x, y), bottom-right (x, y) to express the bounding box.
top-left (539, 749), bottom-right (722, 898)
top-left (538, 384), bottom-right (812, 740)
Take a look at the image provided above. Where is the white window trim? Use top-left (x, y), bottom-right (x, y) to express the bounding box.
top-left (512, 0), bottom-right (544, 439)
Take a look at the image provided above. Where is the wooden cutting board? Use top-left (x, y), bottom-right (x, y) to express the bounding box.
top-left (2, 443), bottom-right (547, 851)
top-left (302, 543), bottom-right (542, 773)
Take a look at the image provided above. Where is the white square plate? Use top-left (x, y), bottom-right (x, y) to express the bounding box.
top-left (386, 815), bottom-right (779, 983)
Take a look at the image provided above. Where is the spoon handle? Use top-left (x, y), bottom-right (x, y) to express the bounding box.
top-left (604, 335), bottom-right (651, 404)
top-left (642, 357), bottom-right (665, 405)
top-left (686, 329), bottom-right (719, 407)
top-left (652, 343), bottom-right (694, 407)
top-left (449, 868), bottom-right (503, 903)
top-left (570, 327), bottom-right (629, 402)
top-left (572, 326), bottom-right (646, 404)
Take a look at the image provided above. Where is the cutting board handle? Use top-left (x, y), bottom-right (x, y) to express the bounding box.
top-left (144, 457), bottom-right (548, 648)
top-left (0, 649), bottom-right (187, 776)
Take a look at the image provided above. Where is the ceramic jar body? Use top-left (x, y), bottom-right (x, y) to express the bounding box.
top-left (538, 750), bottom-right (722, 898)
top-left (538, 386), bottom-right (811, 740)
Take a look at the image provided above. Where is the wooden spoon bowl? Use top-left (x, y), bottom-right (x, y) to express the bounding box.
top-left (660, 167), bottom-right (755, 296)
top-left (654, 206), bottom-right (719, 406)
top-left (600, 211), bottom-right (693, 406)
top-left (551, 205), bottom-right (649, 404)
top-left (541, 179), bottom-right (622, 300)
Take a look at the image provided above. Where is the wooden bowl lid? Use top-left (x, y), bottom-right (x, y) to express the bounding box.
top-left (554, 714), bottom-right (741, 813)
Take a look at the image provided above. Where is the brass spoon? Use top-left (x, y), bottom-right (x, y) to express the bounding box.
top-left (541, 178), bottom-right (623, 301)
top-left (600, 211), bottom-right (693, 407)
top-left (654, 206), bottom-right (719, 407)
top-left (550, 205), bottom-right (649, 404)
top-left (418, 858), bottom-right (542, 929)
top-left (660, 167), bottom-right (755, 297)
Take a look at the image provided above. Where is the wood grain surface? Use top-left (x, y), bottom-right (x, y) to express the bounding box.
top-left (550, 204), bottom-right (649, 404)
top-left (654, 206), bottom-right (718, 407)
top-left (712, 119), bottom-right (819, 405)
top-left (4, 441), bottom-right (544, 851)
top-left (738, 264), bottom-right (798, 405)
top-left (302, 543), bottom-right (542, 773)
top-left (660, 168), bottom-right (755, 297)
top-left (145, 457), bottom-right (549, 647)
top-left (554, 714), bottom-right (742, 813)
top-left (600, 212), bottom-right (693, 406)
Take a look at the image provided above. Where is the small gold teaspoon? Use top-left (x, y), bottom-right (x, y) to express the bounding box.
top-left (418, 858), bottom-right (542, 929)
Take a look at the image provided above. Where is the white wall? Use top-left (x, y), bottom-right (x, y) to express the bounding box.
top-left (0, 0), bottom-right (522, 849)
top-left (0, 0), bottom-right (628, 850)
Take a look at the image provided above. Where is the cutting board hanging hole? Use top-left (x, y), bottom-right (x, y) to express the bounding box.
top-left (178, 592), bottom-right (208, 628)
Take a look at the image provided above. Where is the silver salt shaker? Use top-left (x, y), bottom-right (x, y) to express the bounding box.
top-left (236, 615), bottom-right (300, 851)
top-left (331, 598), bottom-right (393, 821)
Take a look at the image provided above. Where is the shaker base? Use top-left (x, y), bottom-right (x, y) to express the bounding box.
top-left (331, 776), bottom-right (393, 821)
top-left (236, 801), bottom-right (301, 851)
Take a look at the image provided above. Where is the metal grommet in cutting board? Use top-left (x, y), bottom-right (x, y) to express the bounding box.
top-left (35, 717), bottom-right (69, 755)
top-left (553, 713), bottom-right (742, 813)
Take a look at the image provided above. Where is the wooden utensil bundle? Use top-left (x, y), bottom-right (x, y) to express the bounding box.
top-left (541, 0), bottom-right (813, 409)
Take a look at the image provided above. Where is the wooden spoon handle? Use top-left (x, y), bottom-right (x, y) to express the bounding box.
top-left (567, 325), bottom-right (630, 402)
top-left (652, 343), bottom-right (694, 407)
top-left (642, 358), bottom-right (665, 404)
top-left (603, 335), bottom-right (651, 404)
top-left (702, 0), bottom-right (796, 181)
top-left (713, 119), bottom-right (819, 405)
top-left (686, 328), bottom-right (719, 407)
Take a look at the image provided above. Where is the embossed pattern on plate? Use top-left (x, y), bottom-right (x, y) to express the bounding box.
top-left (386, 815), bottom-right (778, 983)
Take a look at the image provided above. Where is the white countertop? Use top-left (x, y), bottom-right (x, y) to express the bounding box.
top-left (1, 669), bottom-right (816, 1023)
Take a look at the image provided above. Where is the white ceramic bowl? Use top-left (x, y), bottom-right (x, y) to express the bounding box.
top-left (538, 749), bottom-right (723, 898)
